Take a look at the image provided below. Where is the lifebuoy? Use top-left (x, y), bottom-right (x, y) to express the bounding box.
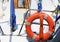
top-left (25, 12), bottom-right (54, 40)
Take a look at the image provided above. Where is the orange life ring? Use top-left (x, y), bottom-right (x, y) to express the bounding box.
top-left (25, 12), bottom-right (54, 40)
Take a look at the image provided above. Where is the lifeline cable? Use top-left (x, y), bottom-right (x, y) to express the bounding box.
top-left (18, 11), bottom-right (29, 35)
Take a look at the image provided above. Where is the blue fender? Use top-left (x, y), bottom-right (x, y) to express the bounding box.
top-left (10, 0), bottom-right (18, 31)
